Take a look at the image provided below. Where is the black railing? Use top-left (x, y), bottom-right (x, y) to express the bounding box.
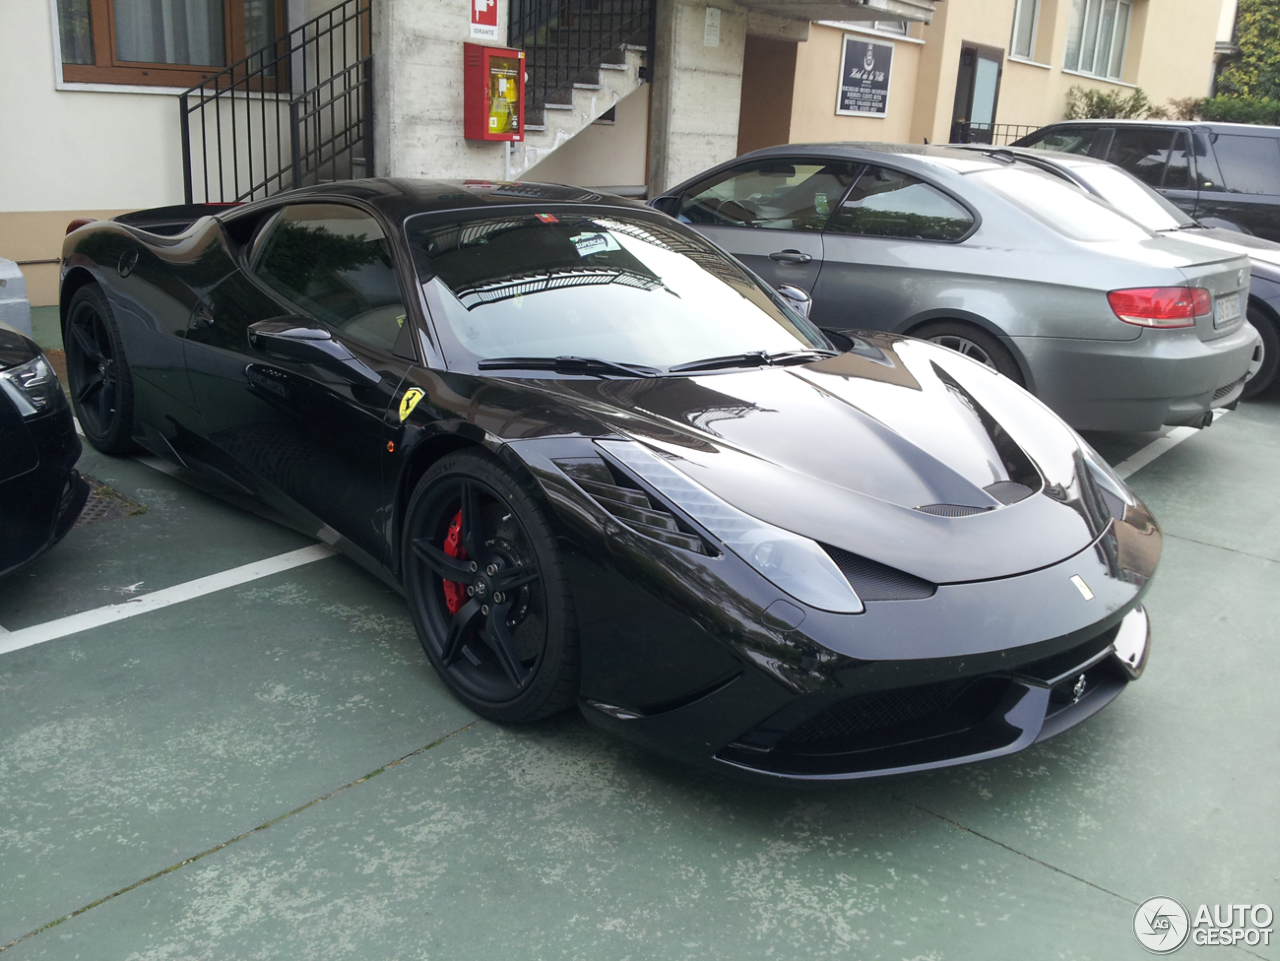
top-left (509, 0), bottom-right (654, 115)
top-left (949, 122), bottom-right (1039, 146)
top-left (180, 0), bottom-right (372, 204)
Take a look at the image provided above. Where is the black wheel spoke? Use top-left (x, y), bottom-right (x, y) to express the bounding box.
top-left (71, 322), bottom-right (103, 363)
top-left (493, 564), bottom-right (539, 593)
top-left (440, 598), bottom-right (484, 667)
top-left (76, 371), bottom-right (103, 404)
top-left (483, 602), bottom-right (529, 689)
top-left (458, 480), bottom-right (483, 559)
top-left (412, 537), bottom-right (473, 582)
top-left (97, 380), bottom-right (114, 426)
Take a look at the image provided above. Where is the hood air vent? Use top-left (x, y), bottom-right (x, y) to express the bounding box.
top-left (823, 545), bottom-right (936, 601)
top-left (984, 480), bottom-right (1035, 505)
top-left (556, 459), bottom-right (708, 554)
top-left (916, 503), bottom-right (989, 517)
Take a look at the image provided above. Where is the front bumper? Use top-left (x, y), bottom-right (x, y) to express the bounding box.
top-left (1014, 321), bottom-right (1260, 431)
top-left (0, 407), bottom-right (87, 578)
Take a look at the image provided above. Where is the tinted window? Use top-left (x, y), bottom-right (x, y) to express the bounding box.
top-left (1213, 135), bottom-right (1280, 195)
top-left (406, 212), bottom-right (827, 369)
top-left (253, 204), bottom-right (406, 352)
top-left (1106, 128), bottom-right (1178, 187)
top-left (975, 167), bottom-right (1151, 242)
top-left (1022, 126), bottom-right (1099, 155)
top-left (826, 166), bottom-right (973, 241)
top-left (678, 161), bottom-right (860, 230)
top-left (1164, 131), bottom-right (1192, 190)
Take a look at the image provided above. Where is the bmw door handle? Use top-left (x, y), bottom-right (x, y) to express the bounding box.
top-left (769, 249), bottom-right (812, 264)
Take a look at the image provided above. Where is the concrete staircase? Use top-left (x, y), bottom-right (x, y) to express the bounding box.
top-left (509, 43), bottom-right (646, 178)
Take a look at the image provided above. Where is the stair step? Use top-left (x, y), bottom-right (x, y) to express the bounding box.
top-left (573, 82), bottom-right (603, 90)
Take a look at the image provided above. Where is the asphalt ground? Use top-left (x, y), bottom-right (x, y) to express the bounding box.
top-left (2, 307), bottom-right (1277, 959)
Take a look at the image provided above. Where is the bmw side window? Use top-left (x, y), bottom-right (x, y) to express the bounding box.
top-left (677, 161), bottom-right (860, 230)
top-left (825, 166), bottom-right (974, 241)
top-left (252, 203), bottom-right (407, 353)
top-left (1024, 126), bottom-right (1098, 155)
top-left (1212, 135), bottom-right (1280, 195)
top-left (1106, 128), bottom-right (1177, 187)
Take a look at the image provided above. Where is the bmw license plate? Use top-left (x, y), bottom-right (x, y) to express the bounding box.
top-left (1215, 292), bottom-right (1241, 328)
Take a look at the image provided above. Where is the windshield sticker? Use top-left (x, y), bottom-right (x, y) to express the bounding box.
top-left (535, 213), bottom-right (559, 223)
top-left (570, 231), bottom-right (621, 257)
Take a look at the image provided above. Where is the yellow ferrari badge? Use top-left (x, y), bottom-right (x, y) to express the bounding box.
top-left (399, 388), bottom-right (425, 423)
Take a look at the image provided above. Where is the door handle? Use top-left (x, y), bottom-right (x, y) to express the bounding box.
top-left (769, 249), bottom-right (812, 264)
top-left (191, 305), bottom-right (215, 329)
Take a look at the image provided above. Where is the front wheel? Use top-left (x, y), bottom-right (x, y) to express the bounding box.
top-left (402, 450), bottom-right (579, 723)
top-left (912, 321), bottom-right (1025, 387)
top-left (1241, 306), bottom-right (1278, 400)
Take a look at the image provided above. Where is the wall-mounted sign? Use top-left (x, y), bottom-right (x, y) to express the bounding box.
top-left (836, 36), bottom-right (893, 117)
top-left (471, 0), bottom-right (498, 41)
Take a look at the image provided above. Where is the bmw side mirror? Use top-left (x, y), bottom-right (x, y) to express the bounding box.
top-left (650, 195), bottom-right (681, 217)
top-left (247, 318), bottom-right (382, 387)
top-left (776, 284), bottom-right (812, 319)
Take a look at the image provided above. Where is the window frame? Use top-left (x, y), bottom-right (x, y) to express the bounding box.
top-left (57, 0), bottom-right (287, 89)
top-left (1009, 0), bottom-right (1041, 60)
top-left (673, 159), bottom-right (861, 233)
top-left (1063, 0), bottom-right (1132, 81)
top-left (821, 163), bottom-right (982, 246)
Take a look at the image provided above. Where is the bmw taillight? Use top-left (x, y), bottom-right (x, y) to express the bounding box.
top-left (1107, 287), bottom-right (1211, 328)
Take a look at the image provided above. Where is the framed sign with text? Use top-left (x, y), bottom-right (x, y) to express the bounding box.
top-left (836, 36), bottom-right (893, 117)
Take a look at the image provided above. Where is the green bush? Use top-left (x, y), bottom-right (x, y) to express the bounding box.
top-left (1064, 85), bottom-right (1154, 120)
top-left (1194, 95), bottom-right (1280, 125)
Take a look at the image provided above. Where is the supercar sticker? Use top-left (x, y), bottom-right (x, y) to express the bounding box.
top-left (399, 388), bottom-right (425, 422)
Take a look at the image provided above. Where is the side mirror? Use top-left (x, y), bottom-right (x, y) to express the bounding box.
top-left (247, 318), bottom-right (381, 387)
top-left (776, 284), bottom-right (812, 319)
top-left (649, 195), bottom-right (682, 217)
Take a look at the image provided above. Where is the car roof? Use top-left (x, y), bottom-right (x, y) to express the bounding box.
top-left (694, 142), bottom-right (1007, 180)
top-left (1033, 119), bottom-right (1280, 135)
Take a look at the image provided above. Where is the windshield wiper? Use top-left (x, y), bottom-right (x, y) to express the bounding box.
top-left (478, 356), bottom-right (661, 378)
top-left (668, 348), bottom-right (836, 374)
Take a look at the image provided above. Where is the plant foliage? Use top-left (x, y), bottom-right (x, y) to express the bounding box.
top-left (1216, 0), bottom-right (1280, 99)
top-left (1064, 85), bottom-right (1154, 120)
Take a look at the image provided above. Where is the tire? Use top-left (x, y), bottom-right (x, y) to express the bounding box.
top-left (1241, 305), bottom-right (1279, 400)
top-left (402, 450), bottom-right (579, 723)
top-left (63, 284), bottom-right (137, 454)
top-left (911, 321), bottom-right (1026, 387)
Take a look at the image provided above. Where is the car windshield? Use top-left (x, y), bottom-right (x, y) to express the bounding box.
top-left (405, 210), bottom-right (829, 371)
top-left (972, 166), bottom-right (1154, 243)
top-left (1068, 163), bottom-right (1195, 231)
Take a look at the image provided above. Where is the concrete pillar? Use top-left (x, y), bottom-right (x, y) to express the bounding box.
top-left (647, 0), bottom-right (747, 196)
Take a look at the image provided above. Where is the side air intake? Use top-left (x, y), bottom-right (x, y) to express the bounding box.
top-left (557, 459), bottom-right (708, 554)
top-left (823, 545), bottom-right (936, 601)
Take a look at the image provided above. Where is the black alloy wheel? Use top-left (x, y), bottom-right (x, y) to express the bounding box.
top-left (912, 320), bottom-right (1026, 387)
top-left (64, 284), bottom-right (136, 454)
top-left (1241, 304), bottom-right (1279, 399)
top-left (403, 451), bottom-right (579, 722)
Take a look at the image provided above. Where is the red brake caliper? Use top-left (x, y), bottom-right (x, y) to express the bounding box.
top-left (442, 509), bottom-right (468, 615)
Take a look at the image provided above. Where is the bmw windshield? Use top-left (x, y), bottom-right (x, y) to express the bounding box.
top-left (406, 209), bottom-right (830, 374)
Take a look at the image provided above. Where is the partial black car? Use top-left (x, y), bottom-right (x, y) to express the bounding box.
top-left (59, 180), bottom-right (1159, 781)
top-left (0, 319), bottom-right (88, 577)
top-left (1012, 120), bottom-right (1280, 242)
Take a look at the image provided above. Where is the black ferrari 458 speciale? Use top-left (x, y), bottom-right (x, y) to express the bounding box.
top-left (59, 179), bottom-right (1159, 780)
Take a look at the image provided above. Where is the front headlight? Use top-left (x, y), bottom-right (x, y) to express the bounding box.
top-left (0, 355), bottom-right (62, 417)
top-left (598, 439), bottom-right (864, 614)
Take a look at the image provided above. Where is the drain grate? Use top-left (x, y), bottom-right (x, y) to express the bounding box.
top-left (73, 476), bottom-right (148, 529)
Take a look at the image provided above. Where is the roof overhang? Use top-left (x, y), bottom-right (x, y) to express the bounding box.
top-left (732, 0), bottom-right (939, 24)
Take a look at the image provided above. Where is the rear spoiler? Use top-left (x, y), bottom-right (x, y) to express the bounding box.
top-left (112, 202), bottom-right (242, 236)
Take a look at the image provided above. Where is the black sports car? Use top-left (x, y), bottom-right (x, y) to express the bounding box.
top-left (59, 180), bottom-right (1159, 780)
top-left (1, 319), bottom-right (88, 577)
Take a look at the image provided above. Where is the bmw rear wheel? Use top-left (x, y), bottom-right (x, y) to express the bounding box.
top-left (913, 321), bottom-right (1025, 387)
top-left (403, 450), bottom-right (579, 723)
top-left (64, 284), bottom-right (136, 454)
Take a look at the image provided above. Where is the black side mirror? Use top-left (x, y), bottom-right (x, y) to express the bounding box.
top-left (650, 195), bottom-right (682, 217)
top-left (247, 318), bottom-right (381, 387)
top-left (776, 284), bottom-right (812, 319)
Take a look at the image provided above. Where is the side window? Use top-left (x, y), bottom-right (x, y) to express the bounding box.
top-left (826, 166), bottom-right (974, 241)
top-left (1164, 131), bottom-right (1192, 190)
top-left (677, 160), bottom-right (860, 231)
top-left (252, 204), bottom-right (407, 353)
top-left (1106, 128), bottom-right (1177, 187)
top-left (1212, 135), bottom-right (1280, 196)
top-left (1023, 126), bottom-right (1099, 155)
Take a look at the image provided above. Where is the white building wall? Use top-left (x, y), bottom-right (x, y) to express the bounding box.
top-left (525, 86), bottom-right (651, 189)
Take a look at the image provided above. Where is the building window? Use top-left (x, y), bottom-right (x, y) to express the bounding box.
top-left (1064, 0), bottom-right (1131, 80)
top-left (1010, 0), bottom-right (1040, 59)
top-left (55, 0), bottom-right (282, 87)
top-left (872, 20), bottom-right (908, 36)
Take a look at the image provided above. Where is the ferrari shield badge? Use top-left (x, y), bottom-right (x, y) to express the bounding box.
top-left (399, 388), bottom-right (425, 423)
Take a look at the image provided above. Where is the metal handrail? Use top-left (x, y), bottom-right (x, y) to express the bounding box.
top-left (949, 122), bottom-right (1040, 146)
top-left (180, 0), bottom-right (372, 204)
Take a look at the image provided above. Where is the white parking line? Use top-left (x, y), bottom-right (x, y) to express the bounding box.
top-left (0, 544), bottom-right (334, 657)
top-left (1112, 409), bottom-right (1232, 480)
